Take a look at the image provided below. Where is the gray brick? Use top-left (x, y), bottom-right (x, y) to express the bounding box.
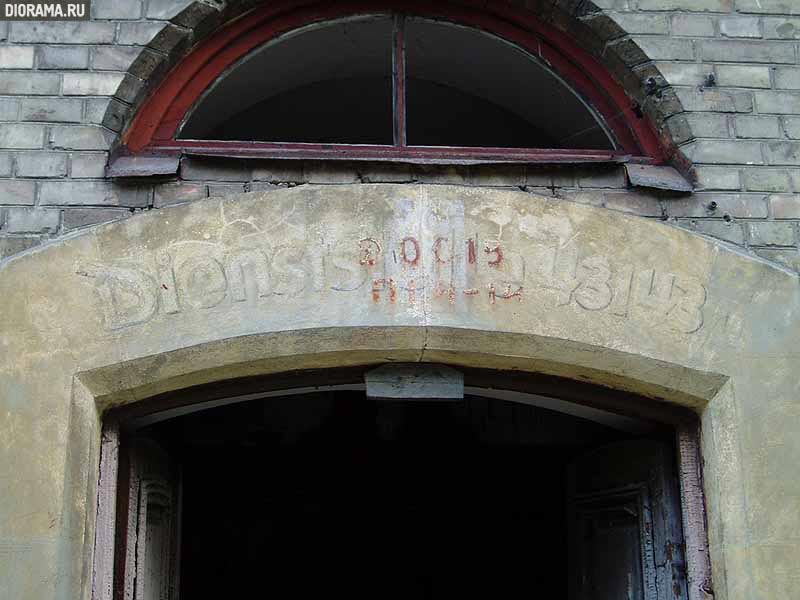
top-left (70, 153), bottom-right (108, 178)
top-left (10, 22), bottom-right (116, 44)
top-left (0, 124), bottom-right (45, 149)
top-left (671, 15), bottom-right (715, 37)
top-left (700, 40), bottom-right (795, 64)
top-left (685, 113), bottom-right (730, 138)
top-left (520, 167), bottom-right (553, 188)
top-left (736, 0), bottom-right (800, 15)
top-left (577, 166), bottom-right (627, 188)
top-left (715, 65), bottom-right (771, 89)
top-left (208, 183), bottom-right (246, 197)
top-left (637, 0), bottom-right (732, 10)
top-left (775, 68), bottom-right (800, 90)
top-left (92, 46), bottom-right (141, 71)
top-left (0, 46), bottom-right (34, 69)
top-left (413, 165), bottom-right (472, 185)
top-left (0, 72), bottom-right (60, 95)
top-left (63, 72), bottom-right (124, 96)
top-left (39, 181), bottom-right (150, 207)
top-left (84, 98), bottom-right (110, 124)
top-left (748, 221), bottom-right (795, 246)
top-left (15, 152), bottom-right (67, 178)
top-left (147, 0), bottom-right (193, 20)
top-left (791, 171), bottom-right (800, 192)
top-left (62, 208), bottom-right (131, 230)
top-left (50, 126), bottom-right (113, 150)
top-left (5, 207), bottom-right (59, 233)
top-left (676, 88), bottom-right (753, 113)
top-left (154, 182), bottom-right (207, 208)
top-left (125, 47), bottom-right (162, 79)
top-left (770, 194), bottom-right (800, 218)
top-left (551, 168), bottom-right (577, 188)
top-left (656, 63), bottom-right (711, 86)
top-left (114, 73), bottom-right (146, 104)
top-left (686, 140), bottom-right (764, 165)
top-left (755, 91), bottom-right (800, 115)
top-left (763, 18), bottom-right (800, 40)
top-left (0, 180), bottom-right (36, 205)
top-left (116, 22), bottom-right (164, 46)
top-left (147, 23), bottom-right (193, 54)
top-left (92, 0), bottom-right (142, 19)
top-left (735, 116), bottom-right (781, 139)
top-left (0, 236), bottom-right (41, 259)
top-left (248, 182), bottom-right (289, 193)
top-left (97, 99), bottom-right (129, 132)
top-left (764, 142), bottom-right (800, 166)
top-left (665, 194), bottom-right (767, 218)
top-left (180, 157), bottom-right (251, 182)
top-left (0, 154), bottom-right (11, 177)
top-left (693, 220), bottom-right (745, 245)
top-left (744, 169), bottom-right (792, 192)
top-left (695, 167), bottom-right (741, 190)
top-left (784, 117), bottom-right (800, 139)
top-left (591, 0), bottom-right (628, 9)
top-left (634, 37), bottom-right (695, 61)
top-left (360, 163), bottom-right (416, 185)
top-left (357, 163), bottom-right (416, 184)
top-left (466, 164), bottom-right (521, 187)
top-left (20, 98), bottom-right (82, 123)
top-left (719, 17), bottom-right (761, 38)
top-left (664, 113), bottom-right (694, 144)
top-left (607, 38), bottom-right (650, 68)
top-left (610, 13), bottom-right (670, 35)
top-left (37, 45), bottom-right (89, 69)
top-left (0, 99), bottom-right (18, 121)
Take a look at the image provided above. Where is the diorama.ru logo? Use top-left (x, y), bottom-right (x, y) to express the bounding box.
top-left (1, 0), bottom-right (89, 20)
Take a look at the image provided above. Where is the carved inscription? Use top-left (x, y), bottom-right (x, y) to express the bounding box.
top-left (80, 206), bottom-right (707, 335)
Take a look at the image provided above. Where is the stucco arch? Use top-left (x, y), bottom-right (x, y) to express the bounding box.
top-left (103, 0), bottom-right (692, 170)
top-left (1, 185), bottom-right (799, 599)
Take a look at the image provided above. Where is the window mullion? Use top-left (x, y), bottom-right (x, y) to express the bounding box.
top-left (392, 14), bottom-right (407, 148)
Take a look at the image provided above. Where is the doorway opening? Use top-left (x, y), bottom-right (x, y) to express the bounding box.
top-left (107, 372), bottom-right (698, 600)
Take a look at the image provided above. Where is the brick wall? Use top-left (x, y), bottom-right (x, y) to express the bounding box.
top-left (0, 0), bottom-right (798, 271)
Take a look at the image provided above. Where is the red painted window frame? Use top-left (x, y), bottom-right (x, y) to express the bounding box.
top-left (123, 0), bottom-right (666, 165)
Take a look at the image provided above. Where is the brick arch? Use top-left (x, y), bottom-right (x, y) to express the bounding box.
top-left (105, 0), bottom-right (692, 171)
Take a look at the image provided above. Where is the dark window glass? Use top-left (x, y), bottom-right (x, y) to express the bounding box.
top-left (405, 19), bottom-right (614, 150)
top-left (179, 16), bottom-right (615, 151)
top-left (180, 17), bottom-right (394, 144)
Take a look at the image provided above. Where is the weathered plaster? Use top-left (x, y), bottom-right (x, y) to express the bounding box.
top-left (1, 185), bottom-right (798, 599)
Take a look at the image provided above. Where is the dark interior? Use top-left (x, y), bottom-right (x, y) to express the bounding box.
top-left (143, 390), bottom-right (642, 599)
top-left (206, 77), bottom-right (558, 147)
top-left (205, 76), bottom-right (394, 144)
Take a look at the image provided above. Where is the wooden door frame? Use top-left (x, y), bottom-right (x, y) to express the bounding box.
top-left (93, 366), bottom-right (713, 600)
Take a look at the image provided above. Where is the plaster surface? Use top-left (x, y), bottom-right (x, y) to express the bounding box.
top-left (0, 184), bottom-right (798, 599)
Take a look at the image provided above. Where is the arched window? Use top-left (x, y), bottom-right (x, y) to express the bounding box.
top-left (123, 2), bottom-right (666, 166)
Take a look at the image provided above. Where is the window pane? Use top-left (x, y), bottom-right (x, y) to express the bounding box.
top-left (406, 19), bottom-right (614, 150)
top-left (180, 17), bottom-right (394, 144)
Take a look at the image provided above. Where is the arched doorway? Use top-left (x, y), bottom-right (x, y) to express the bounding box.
top-left (105, 366), bottom-right (695, 600)
top-left (5, 179), bottom-right (795, 600)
